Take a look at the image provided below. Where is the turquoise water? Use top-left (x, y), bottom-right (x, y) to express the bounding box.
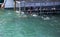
top-left (0, 9), bottom-right (60, 37)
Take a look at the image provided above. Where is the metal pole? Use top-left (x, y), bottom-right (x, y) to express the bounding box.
top-left (46, 0), bottom-right (48, 14)
top-left (40, 3), bottom-right (41, 13)
top-left (39, 2), bottom-right (41, 14)
top-left (14, 0), bottom-right (16, 11)
top-left (23, 0), bottom-right (25, 12)
top-left (19, 1), bottom-right (21, 14)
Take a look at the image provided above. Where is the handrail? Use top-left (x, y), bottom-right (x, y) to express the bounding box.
top-left (16, 1), bottom-right (60, 7)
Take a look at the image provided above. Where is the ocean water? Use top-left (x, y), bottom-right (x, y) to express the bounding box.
top-left (0, 9), bottom-right (60, 37)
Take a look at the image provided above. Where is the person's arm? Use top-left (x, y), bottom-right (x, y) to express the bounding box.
top-left (1, 0), bottom-right (7, 8)
top-left (1, 3), bottom-right (5, 8)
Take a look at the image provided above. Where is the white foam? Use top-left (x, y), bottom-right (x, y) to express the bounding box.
top-left (41, 16), bottom-right (50, 20)
top-left (32, 14), bottom-right (38, 17)
top-left (41, 16), bottom-right (44, 18)
top-left (22, 15), bottom-right (27, 17)
top-left (18, 14), bottom-right (27, 18)
top-left (21, 12), bottom-right (25, 15)
top-left (8, 13), bottom-right (11, 15)
top-left (43, 17), bottom-right (50, 20)
top-left (16, 11), bottom-right (20, 14)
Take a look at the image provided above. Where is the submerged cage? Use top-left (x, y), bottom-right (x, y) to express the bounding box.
top-left (15, 0), bottom-right (60, 14)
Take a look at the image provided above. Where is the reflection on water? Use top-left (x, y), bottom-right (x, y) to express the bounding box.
top-left (0, 10), bottom-right (60, 37)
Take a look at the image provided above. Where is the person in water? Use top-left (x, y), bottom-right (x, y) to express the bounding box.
top-left (1, 0), bottom-right (14, 8)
